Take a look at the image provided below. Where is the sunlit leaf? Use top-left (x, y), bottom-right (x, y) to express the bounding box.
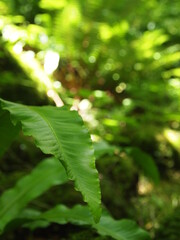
top-left (39, 0), bottom-right (67, 10)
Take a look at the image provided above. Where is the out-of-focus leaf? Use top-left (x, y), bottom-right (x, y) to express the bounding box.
top-left (128, 148), bottom-right (160, 184)
top-left (4, 208), bottom-right (49, 232)
top-left (0, 157), bottom-right (67, 233)
top-left (0, 98), bottom-right (101, 222)
top-left (33, 204), bottom-right (151, 240)
top-left (39, 0), bottom-right (67, 10)
top-left (0, 109), bottom-right (20, 158)
top-left (164, 129), bottom-right (180, 153)
top-left (94, 140), bottom-right (116, 158)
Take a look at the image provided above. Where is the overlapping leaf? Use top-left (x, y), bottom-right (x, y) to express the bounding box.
top-left (128, 147), bottom-right (160, 184)
top-left (0, 157), bottom-right (67, 233)
top-left (5, 205), bottom-right (151, 240)
top-left (0, 109), bottom-right (20, 158)
top-left (0, 98), bottom-right (101, 222)
top-left (30, 205), bottom-right (151, 240)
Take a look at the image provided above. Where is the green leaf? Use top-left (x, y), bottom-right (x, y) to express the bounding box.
top-left (39, 0), bottom-right (67, 10)
top-left (0, 98), bottom-right (101, 222)
top-left (5, 208), bottom-right (50, 232)
top-left (95, 213), bottom-right (151, 240)
top-left (0, 109), bottom-right (20, 158)
top-left (94, 140), bottom-right (117, 159)
top-left (128, 148), bottom-right (160, 184)
top-left (33, 204), bottom-right (151, 240)
top-left (0, 157), bottom-right (67, 233)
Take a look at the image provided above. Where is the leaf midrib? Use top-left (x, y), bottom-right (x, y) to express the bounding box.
top-left (94, 221), bottom-right (125, 240)
top-left (30, 107), bottom-right (84, 185)
top-left (29, 107), bottom-right (64, 158)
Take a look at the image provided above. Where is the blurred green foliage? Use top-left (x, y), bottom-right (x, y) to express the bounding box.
top-left (0, 0), bottom-right (180, 239)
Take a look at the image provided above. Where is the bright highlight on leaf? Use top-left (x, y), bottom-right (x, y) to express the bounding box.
top-left (0, 98), bottom-right (101, 222)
